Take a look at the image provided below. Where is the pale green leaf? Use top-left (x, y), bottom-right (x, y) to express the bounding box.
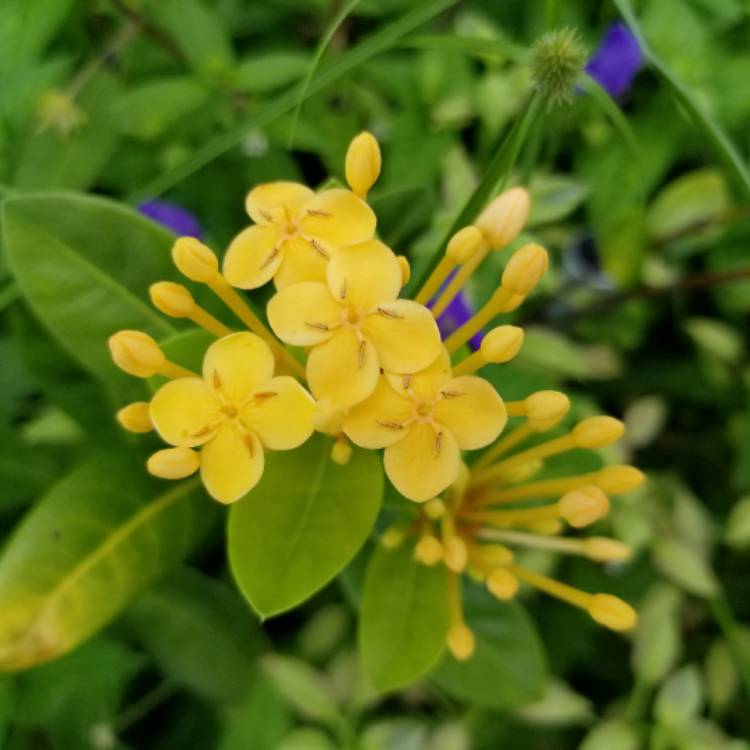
top-left (228, 436), bottom-right (383, 617)
top-left (652, 537), bottom-right (719, 597)
top-left (654, 664), bottom-right (704, 726)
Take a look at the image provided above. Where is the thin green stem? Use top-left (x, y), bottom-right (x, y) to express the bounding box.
top-left (287, 0), bottom-right (362, 148)
top-left (129, 0), bottom-right (459, 202)
top-left (708, 592), bottom-right (750, 705)
top-left (409, 90), bottom-right (542, 294)
top-left (114, 679), bottom-right (179, 732)
top-left (613, 0), bottom-right (750, 200)
top-left (625, 674), bottom-right (653, 723)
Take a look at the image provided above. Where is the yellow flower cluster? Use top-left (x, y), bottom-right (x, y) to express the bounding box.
top-left (109, 131), bottom-right (642, 644)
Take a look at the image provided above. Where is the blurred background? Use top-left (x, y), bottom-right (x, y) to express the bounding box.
top-left (1, 0), bottom-right (749, 748)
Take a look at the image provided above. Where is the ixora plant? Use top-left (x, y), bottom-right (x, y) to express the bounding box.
top-left (98, 132), bottom-right (644, 691)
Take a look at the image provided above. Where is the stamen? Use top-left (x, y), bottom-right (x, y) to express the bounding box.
top-left (305, 321), bottom-right (330, 331)
top-left (434, 431), bottom-right (444, 457)
top-left (243, 434), bottom-right (255, 457)
top-left (357, 340), bottom-right (367, 368)
top-left (402, 374), bottom-right (412, 390)
top-left (213, 370), bottom-right (221, 390)
top-left (259, 210), bottom-right (273, 222)
top-left (306, 209), bottom-right (332, 217)
top-left (377, 306), bottom-right (404, 319)
top-left (309, 238), bottom-right (330, 259)
top-left (440, 390), bottom-right (463, 399)
top-left (191, 424), bottom-right (215, 438)
top-left (339, 279), bottom-right (348, 300)
top-left (259, 246), bottom-right (280, 269)
top-left (377, 420), bottom-right (404, 430)
top-left (252, 391), bottom-right (278, 401)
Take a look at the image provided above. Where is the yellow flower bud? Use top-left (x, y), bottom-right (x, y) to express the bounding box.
top-left (475, 187), bottom-right (531, 249)
top-left (443, 536), bottom-right (468, 572)
top-left (501, 243), bottom-right (548, 296)
top-left (108, 330), bottom-right (165, 378)
top-left (380, 526), bottom-right (407, 549)
top-left (172, 237), bottom-right (218, 282)
top-left (331, 436), bottom-right (353, 465)
top-left (446, 622), bottom-right (475, 661)
top-left (572, 416), bottom-right (624, 448)
top-left (147, 447), bottom-right (200, 480)
top-left (446, 225), bottom-right (485, 264)
top-left (558, 486), bottom-right (610, 528)
top-left (596, 465), bottom-right (645, 494)
top-left (149, 281), bottom-right (196, 318)
top-left (527, 519), bottom-right (564, 535)
top-left (487, 568), bottom-right (518, 600)
top-left (524, 391), bottom-right (570, 426)
top-left (587, 593), bottom-right (637, 631)
top-left (582, 537), bottom-right (633, 563)
top-left (414, 535), bottom-right (443, 566)
top-left (345, 131), bottom-right (381, 197)
top-left (480, 325), bottom-right (524, 364)
top-left (476, 544), bottom-right (514, 567)
top-left (423, 498), bottom-right (446, 520)
top-left (500, 459), bottom-right (544, 484)
top-left (116, 402), bottom-right (153, 433)
top-left (397, 255), bottom-right (411, 286)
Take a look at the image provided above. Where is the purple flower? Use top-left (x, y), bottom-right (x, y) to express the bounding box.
top-left (138, 200), bottom-right (203, 238)
top-left (432, 270), bottom-right (483, 350)
top-left (585, 22), bottom-right (643, 98)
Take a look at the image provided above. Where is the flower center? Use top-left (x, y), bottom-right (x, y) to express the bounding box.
top-left (341, 307), bottom-right (362, 328)
top-left (221, 404), bottom-right (238, 419)
top-left (413, 401), bottom-right (434, 422)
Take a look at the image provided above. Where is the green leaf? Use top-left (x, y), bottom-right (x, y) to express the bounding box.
top-left (228, 435), bottom-right (382, 618)
top-left (514, 328), bottom-right (589, 380)
top-left (725, 496), bottom-right (750, 549)
top-left (0, 0), bottom-right (75, 69)
top-left (0, 453), bottom-right (214, 671)
top-left (632, 583), bottom-right (682, 683)
top-left (262, 655), bottom-right (342, 726)
top-left (654, 664), bottom-right (704, 726)
top-left (646, 169), bottom-right (730, 245)
top-left (118, 77), bottom-right (210, 140)
top-left (516, 678), bottom-right (594, 727)
top-left (2, 192), bottom-right (179, 398)
top-left (431, 585), bottom-right (546, 708)
top-left (236, 52), bottom-right (310, 94)
top-left (126, 567), bottom-right (266, 703)
top-left (651, 537), bottom-right (719, 597)
top-left (359, 542), bottom-right (449, 692)
top-left (14, 72), bottom-right (121, 191)
top-left (528, 174), bottom-right (589, 227)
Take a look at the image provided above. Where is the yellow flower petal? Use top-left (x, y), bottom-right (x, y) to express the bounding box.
top-left (362, 299), bottom-right (442, 374)
top-left (149, 378), bottom-right (219, 447)
top-left (306, 328), bottom-right (379, 407)
top-left (245, 181), bottom-right (314, 225)
top-left (241, 376), bottom-right (315, 450)
top-left (201, 425), bottom-right (264, 504)
top-left (299, 188), bottom-right (376, 246)
top-left (433, 376), bottom-right (507, 450)
top-left (222, 224), bottom-right (283, 289)
top-left (385, 348), bottom-right (452, 401)
top-left (384, 422), bottom-right (460, 502)
top-left (267, 281), bottom-right (340, 346)
top-left (274, 235), bottom-right (329, 289)
top-left (202, 332), bottom-right (275, 403)
top-left (344, 377), bottom-right (413, 449)
top-left (326, 240), bottom-right (401, 311)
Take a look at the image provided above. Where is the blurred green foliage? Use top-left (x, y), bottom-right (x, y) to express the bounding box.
top-left (1, 0), bottom-right (750, 748)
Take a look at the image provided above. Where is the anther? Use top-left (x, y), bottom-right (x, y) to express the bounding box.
top-left (377, 306), bottom-right (403, 319)
top-left (357, 340), bottom-right (367, 368)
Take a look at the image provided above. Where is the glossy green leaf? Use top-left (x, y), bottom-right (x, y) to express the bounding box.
top-left (127, 567), bottom-right (266, 703)
top-left (431, 585), bottom-right (547, 708)
top-left (359, 542), bottom-right (450, 692)
top-left (2, 192), bottom-right (179, 398)
top-left (228, 435), bottom-right (383, 618)
top-left (0, 453), bottom-right (214, 671)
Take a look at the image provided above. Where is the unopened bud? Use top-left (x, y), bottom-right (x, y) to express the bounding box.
top-left (172, 237), bottom-right (218, 282)
top-left (587, 593), bottom-right (637, 631)
top-left (527, 519), bottom-right (563, 535)
top-left (331, 437), bottom-right (352, 465)
top-left (345, 131), bottom-right (381, 197)
top-left (477, 544), bottom-right (514, 567)
top-left (583, 537), bottom-right (633, 563)
top-left (443, 536), bottom-right (468, 572)
top-left (500, 460), bottom-right (544, 483)
top-left (414, 535), bottom-right (443, 566)
top-left (109, 330), bottom-right (165, 378)
top-left (480, 325), bottom-right (524, 364)
top-left (446, 623), bottom-right (475, 661)
top-left (381, 526), bottom-right (407, 549)
top-left (596, 465), bottom-right (645, 494)
top-left (524, 391), bottom-right (570, 428)
top-left (487, 568), bottom-right (518, 600)
top-left (397, 255), bottom-right (410, 286)
top-left (475, 187), bottom-right (531, 249)
top-left (147, 447), bottom-right (200, 480)
top-left (149, 281), bottom-right (196, 318)
top-left (423, 498), bottom-right (446, 520)
top-left (573, 416), bottom-right (624, 448)
top-left (116, 402), bottom-right (153, 433)
top-left (558, 486), bottom-right (609, 528)
top-left (501, 243), bottom-right (548, 296)
top-left (446, 225), bottom-right (485, 264)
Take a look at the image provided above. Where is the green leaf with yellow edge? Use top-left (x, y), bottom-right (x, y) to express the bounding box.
top-left (431, 584), bottom-right (547, 708)
top-left (2, 192), bottom-right (180, 399)
top-left (359, 542), bottom-right (450, 692)
top-left (228, 435), bottom-right (382, 618)
top-left (126, 567), bottom-right (266, 703)
top-left (0, 453), bottom-right (215, 672)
